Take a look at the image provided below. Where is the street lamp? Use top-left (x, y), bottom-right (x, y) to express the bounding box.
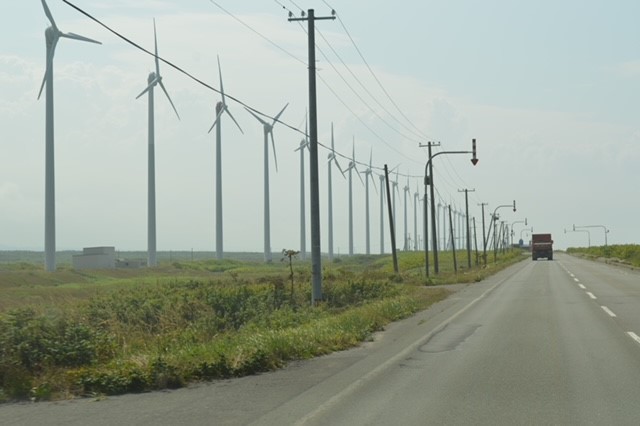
top-left (486, 201), bottom-right (516, 262)
top-left (520, 226), bottom-right (533, 245)
top-left (420, 139), bottom-right (478, 277)
top-left (510, 218), bottom-right (527, 246)
top-left (573, 224), bottom-right (609, 246)
top-left (565, 227), bottom-right (590, 248)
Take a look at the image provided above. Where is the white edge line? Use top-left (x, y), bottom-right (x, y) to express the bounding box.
top-left (601, 306), bottom-right (616, 317)
top-left (292, 270), bottom-right (509, 425)
top-left (627, 332), bottom-right (640, 345)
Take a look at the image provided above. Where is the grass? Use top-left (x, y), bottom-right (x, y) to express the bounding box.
top-left (0, 249), bottom-right (525, 402)
top-left (566, 244), bottom-right (640, 268)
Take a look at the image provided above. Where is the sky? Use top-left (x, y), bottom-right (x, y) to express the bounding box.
top-left (1, 0), bottom-right (639, 258)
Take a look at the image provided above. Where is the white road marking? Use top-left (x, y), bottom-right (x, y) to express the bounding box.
top-left (627, 332), bottom-right (640, 345)
top-left (586, 292), bottom-right (597, 300)
top-left (601, 306), bottom-right (617, 317)
top-left (570, 273), bottom-right (575, 278)
top-left (578, 284), bottom-right (586, 289)
top-left (573, 278), bottom-right (580, 282)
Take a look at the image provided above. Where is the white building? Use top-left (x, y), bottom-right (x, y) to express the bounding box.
top-left (72, 246), bottom-right (116, 270)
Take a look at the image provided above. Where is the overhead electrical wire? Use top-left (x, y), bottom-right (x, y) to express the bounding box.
top-left (61, 0), bottom-right (440, 183)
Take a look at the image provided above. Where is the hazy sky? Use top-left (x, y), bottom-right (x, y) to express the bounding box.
top-left (1, 0), bottom-right (639, 255)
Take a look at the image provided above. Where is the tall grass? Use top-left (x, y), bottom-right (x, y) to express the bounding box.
top-left (0, 250), bottom-right (519, 402)
top-left (567, 244), bottom-right (640, 267)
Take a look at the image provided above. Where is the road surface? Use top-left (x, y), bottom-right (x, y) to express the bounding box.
top-left (4, 252), bottom-right (640, 425)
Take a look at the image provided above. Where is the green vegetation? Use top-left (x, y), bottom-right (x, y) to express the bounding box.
top-left (566, 244), bottom-right (640, 268)
top-left (0, 249), bottom-right (524, 402)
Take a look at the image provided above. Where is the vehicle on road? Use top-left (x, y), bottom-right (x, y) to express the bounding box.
top-left (531, 233), bottom-right (553, 260)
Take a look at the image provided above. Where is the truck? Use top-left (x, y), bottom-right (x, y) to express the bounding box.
top-left (531, 233), bottom-right (553, 260)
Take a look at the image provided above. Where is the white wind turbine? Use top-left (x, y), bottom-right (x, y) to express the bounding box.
top-left (327, 123), bottom-right (345, 261)
top-left (38, 0), bottom-right (101, 272)
top-left (363, 150), bottom-right (377, 255)
top-left (346, 137), bottom-right (364, 256)
top-left (136, 19), bottom-right (180, 268)
top-left (403, 177), bottom-right (411, 251)
top-left (391, 169), bottom-right (400, 247)
top-left (294, 117), bottom-right (309, 260)
top-left (246, 104), bottom-right (289, 263)
top-left (413, 185), bottom-right (421, 251)
top-left (208, 55), bottom-right (243, 260)
top-left (379, 173), bottom-right (385, 254)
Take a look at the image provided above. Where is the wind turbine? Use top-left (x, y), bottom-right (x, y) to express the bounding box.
top-left (379, 173), bottom-right (385, 254)
top-left (294, 116), bottom-right (309, 260)
top-left (208, 55), bottom-right (243, 260)
top-left (413, 185), bottom-right (420, 251)
top-left (38, 0), bottom-right (101, 272)
top-left (346, 137), bottom-right (364, 256)
top-left (403, 177), bottom-right (411, 251)
top-left (246, 104), bottom-right (288, 263)
top-left (363, 149), bottom-right (377, 255)
top-left (391, 169), bottom-right (400, 248)
top-left (136, 19), bottom-right (180, 267)
top-left (327, 123), bottom-right (345, 261)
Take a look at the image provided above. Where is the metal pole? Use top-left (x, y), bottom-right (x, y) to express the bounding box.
top-left (289, 9), bottom-right (335, 303)
top-left (385, 165), bottom-right (399, 274)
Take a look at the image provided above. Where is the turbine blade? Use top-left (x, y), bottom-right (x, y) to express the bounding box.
top-left (37, 72), bottom-right (47, 100)
top-left (41, 0), bottom-right (57, 30)
top-left (135, 77), bottom-right (157, 99)
top-left (158, 80), bottom-right (180, 120)
top-left (37, 40), bottom-right (57, 100)
top-left (61, 32), bottom-right (101, 45)
top-left (371, 173), bottom-right (378, 194)
top-left (356, 167), bottom-right (365, 185)
top-left (153, 19), bottom-right (160, 77)
top-left (207, 106), bottom-right (224, 134)
top-left (334, 159), bottom-right (345, 178)
top-left (245, 107), bottom-right (269, 126)
top-left (270, 131), bottom-right (279, 172)
top-left (225, 107), bottom-right (244, 134)
top-left (272, 102), bottom-right (289, 126)
top-left (217, 55), bottom-right (226, 105)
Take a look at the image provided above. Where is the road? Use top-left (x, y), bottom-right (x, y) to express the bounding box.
top-left (3, 253), bottom-right (640, 425)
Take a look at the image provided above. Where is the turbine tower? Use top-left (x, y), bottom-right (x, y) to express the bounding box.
top-left (246, 104), bottom-right (288, 263)
top-left (38, 0), bottom-right (101, 272)
top-left (345, 137), bottom-right (364, 256)
top-left (413, 185), bottom-right (420, 251)
top-left (391, 170), bottom-right (400, 248)
top-left (363, 150), bottom-right (377, 255)
top-left (327, 123), bottom-right (345, 261)
top-left (136, 19), bottom-right (180, 267)
top-left (403, 178), bottom-right (411, 251)
top-left (379, 173), bottom-right (385, 254)
top-left (294, 117), bottom-right (309, 260)
top-left (208, 55), bottom-right (243, 260)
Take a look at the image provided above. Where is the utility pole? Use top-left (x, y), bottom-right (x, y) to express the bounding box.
top-left (478, 202), bottom-right (488, 266)
top-left (459, 189), bottom-right (475, 269)
top-left (385, 165), bottom-right (399, 274)
top-left (449, 205), bottom-right (457, 273)
top-left (289, 9), bottom-right (335, 304)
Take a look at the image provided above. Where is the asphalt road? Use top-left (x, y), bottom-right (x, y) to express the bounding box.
top-left (4, 253), bottom-right (640, 425)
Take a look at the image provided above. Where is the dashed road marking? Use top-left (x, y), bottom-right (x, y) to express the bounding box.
top-left (573, 278), bottom-right (579, 282)
top-left (578, 284), bottom-right (586, 290)
top-left (586, 292), bottom-right (597, 300)
top-left (627, 332), bottom-right (640, 345)
top-left (601, 306), bottom-right (617, 317)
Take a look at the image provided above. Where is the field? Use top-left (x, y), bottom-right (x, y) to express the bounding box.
top-left (0, 249), bottom-right (524, 402)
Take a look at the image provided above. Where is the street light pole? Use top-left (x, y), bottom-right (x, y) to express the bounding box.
top-left (420, 139), bottom-right (478, 277)
top-left (573, 224), bottom-right (609, 247)
top-left (487, 201), bottom-right (516, 263)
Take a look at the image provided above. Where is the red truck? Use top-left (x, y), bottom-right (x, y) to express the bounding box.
top-left (531, 233), bottom-right (553, 260)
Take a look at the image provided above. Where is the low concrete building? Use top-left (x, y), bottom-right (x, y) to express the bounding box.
top-left (72, 246), bottom-right (116, 270)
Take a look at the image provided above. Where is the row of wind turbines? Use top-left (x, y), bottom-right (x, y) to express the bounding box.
top-left (38, 0), bottom-right (447, 271)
